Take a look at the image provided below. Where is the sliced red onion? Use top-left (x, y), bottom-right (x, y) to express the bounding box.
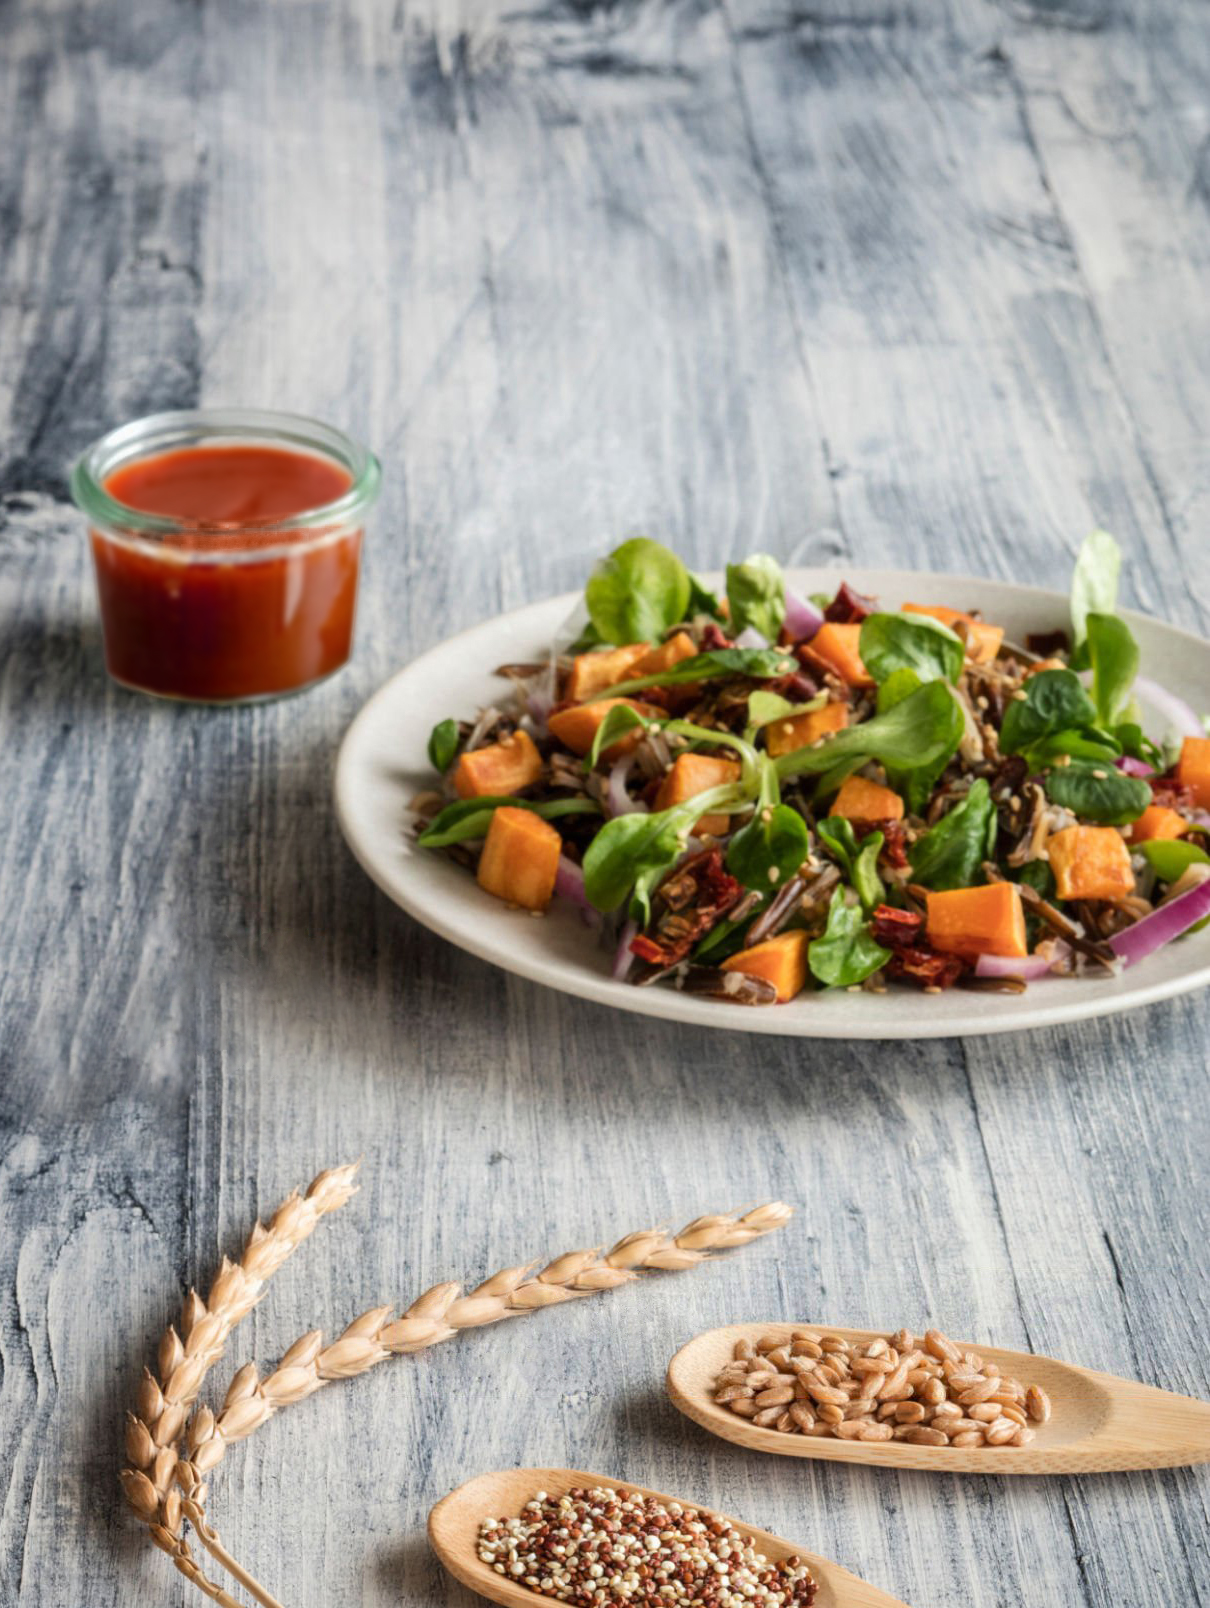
top-left (975, 952), bottom-right (1052, 981)
top-left (612, 918), bottom-right (638, 980)
top-left (555, 856), bottom-right (600, 926)
top-left (975, 938), bottom-right (1071, 981)
top-left (1108, 875), bottom-right (1210, 966)
top-left (783, 587), bottom-right (824, 644)
top-left (607, 754), bottom-right (647, 818)
top-left (734, 625), bottom-right (770, 650)
top-left (1133, 674), bottom-right (1204, 741)
top-left (1116, 755), bottom-right (1155, 778)
top-left (524, 661), bottom-right (557, 729)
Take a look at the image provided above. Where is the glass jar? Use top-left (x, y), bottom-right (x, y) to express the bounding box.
top-left (71, 408), bottom-right (381, 703)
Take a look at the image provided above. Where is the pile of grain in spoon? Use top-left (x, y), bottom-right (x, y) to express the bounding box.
top-left (478, 1487), bottom-right (818, 1607)
top-left (715, 1327), bottom-right (1050, 1447)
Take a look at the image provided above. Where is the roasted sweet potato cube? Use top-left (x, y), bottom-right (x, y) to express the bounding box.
top-left (654, 753), bottom-right (741, 837)
top-left (763, 701), bottom-right (848, 759)
top-left (1124, 805), bottom-right (1188, 844)
top-left (1046, 825), bottom-right (1135, 902)
top-left (1177, 736), bottom-right (1210, 810)
top-left (804, 622), bottom-right (873, 687)
top-left (547, 698), bottom-right (661, 759)
top-left (564, 644), bottom-right (648, 703)
top-left (476, 807), bottom-right (562, 911)
top-left (902, 603), bottom-right (1003, 664)
top-left (829, 774), bottom-right (904, 824)
top-left (631, 631), bottom-right (698, 679)
top-left (720, 930), bottom-right (809, 1003)
top-left (453, 729), bottom-right (543, 800)
top-left (926, 882), bottom-right (1028, 959)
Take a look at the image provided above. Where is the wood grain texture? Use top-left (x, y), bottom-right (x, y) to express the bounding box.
top-left (1, 2), bottom-right (1208, 1607)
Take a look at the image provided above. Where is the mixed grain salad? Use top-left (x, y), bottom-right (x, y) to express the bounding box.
top-left (414, 534), bottom-right (1210, 1007)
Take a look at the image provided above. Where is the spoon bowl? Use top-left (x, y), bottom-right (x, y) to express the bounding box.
top-left (429, 1467), bottom-right (911, 1608)
top-left (666, 1322), bottom-right (1210, 1475)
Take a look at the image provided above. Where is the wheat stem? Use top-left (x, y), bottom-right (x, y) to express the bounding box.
top-left (120, 1162), bottom-right (361, 1604)
top-left (182, 1501), bottom-right (289, 1608)
top-left (124, 1176), bottom-right (792, 1608)
top-left (180, 1202), bottom-right (794, 1500)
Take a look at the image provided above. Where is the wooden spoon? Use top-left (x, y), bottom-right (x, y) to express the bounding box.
top-left (666, 1322), bottom-right (1210, 1475)
top-left (429, 1467), bottom-right (911, 1608)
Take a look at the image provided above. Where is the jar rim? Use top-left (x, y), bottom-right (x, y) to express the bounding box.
top-left (71, 407), bottom-right (381, 558)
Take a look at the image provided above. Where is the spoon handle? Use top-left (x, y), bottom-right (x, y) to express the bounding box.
top-left (1093, 1368), bottom-right (1210, 1471)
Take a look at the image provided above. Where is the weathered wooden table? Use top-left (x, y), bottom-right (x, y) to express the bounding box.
top-left (2, 2), bottom-right (1207, 1605)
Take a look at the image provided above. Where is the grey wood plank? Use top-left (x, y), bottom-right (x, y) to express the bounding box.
top-left (1, 2), bottom-right (1208, 1607)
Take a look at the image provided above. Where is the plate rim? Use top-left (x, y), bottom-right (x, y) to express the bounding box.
top-left (334, 566), bottom-right (1210, 1039)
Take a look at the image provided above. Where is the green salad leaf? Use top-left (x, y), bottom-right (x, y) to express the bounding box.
top-left (776, 680), bottom-right (964, 801)
top-left (807, 888), bottom-right (891, 987)
top-left (726, 554), bottom-right (785, 642)
top-left (1070, 529), bottom-right (1121, 655)
top-left (815, 817), bottom-right (884, 912)
top-left (999, 669), bottom-right (1099, 756)
top-left (1020, 728), bottom-right (1121, 770)
top-left (585, 703), bottom-right (655, 770)
top-left (418, 795), bottom-right (601, 848)
top-left (427, 718), bottom-right (460, 773)
top-left (1043, 763), bottom-right (1150, 825)
top-left (1084, 610), bottom-right (1139, 729)
top-left (723, 758), bottom-right (808, 893)
top-left (726, 804), bottom-right (810, 893)
top-left (584, 538), bottom-right (691, 645)
top-left (1013, 858), bottom-right (1056, 900)
top-left (876, 667), bottom-right (922, 713)
top-left (686, 572), bottom-right (725, 620)
top-left (909, 779), bottom-right (996, 891)
top-left (582, 782), bottom-right (747, 921)
top-left (660, 720), bottom-right (760, 791)
top-left (1114, 722), bottom-right (1164, 770)
top-left (693, 909), bottom-right (761, 963)
top-left (1139, 839), bottom-right (1210, 882)
top-left (859, 612), bottom-right (965, 686)
top-left (745, 687), bottom-right (826, 734)
top-left (597, 647), bottom-right (795, 701)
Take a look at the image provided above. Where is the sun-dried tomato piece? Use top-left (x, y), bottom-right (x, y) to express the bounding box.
top-left (870, 904), bottom-right (923, 948)
top-left (765, 670), bottom-right (820, 702)
top-left (886, 948), bottom-right (966, 989)
top-left (824, 581), bottom-right (877, 624)
top-left (630, 848), bottom-right (742, 968)
top-left (854, 819), bottom-right (909, 869)
top-left (700, 622), bottom-right (734, 651)
top-left (1150, 776), bottom-right (1195, 813)
top-left (1025, 629), bottom-right (1069, 658)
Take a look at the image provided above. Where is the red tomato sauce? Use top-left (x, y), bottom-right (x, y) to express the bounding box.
top-left (92, 445), bottom-right (362, 701)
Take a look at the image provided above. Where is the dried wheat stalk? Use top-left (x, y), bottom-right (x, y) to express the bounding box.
top-left (177, 1201), bottom-right (794, 1508)
top-left (120, 1163), bottom-right (360, 1606)
top-left (124, 1178), bottom-right (791, 1608)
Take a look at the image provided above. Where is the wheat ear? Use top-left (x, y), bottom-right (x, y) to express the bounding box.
top-left (179, 1203), bottom-right (793, 1499)
top-left (120, 1163), bottom-right (360, 1605)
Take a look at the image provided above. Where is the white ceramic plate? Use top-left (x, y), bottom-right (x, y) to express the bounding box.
top-left (335, 569), bottom-right (1210, 1038)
